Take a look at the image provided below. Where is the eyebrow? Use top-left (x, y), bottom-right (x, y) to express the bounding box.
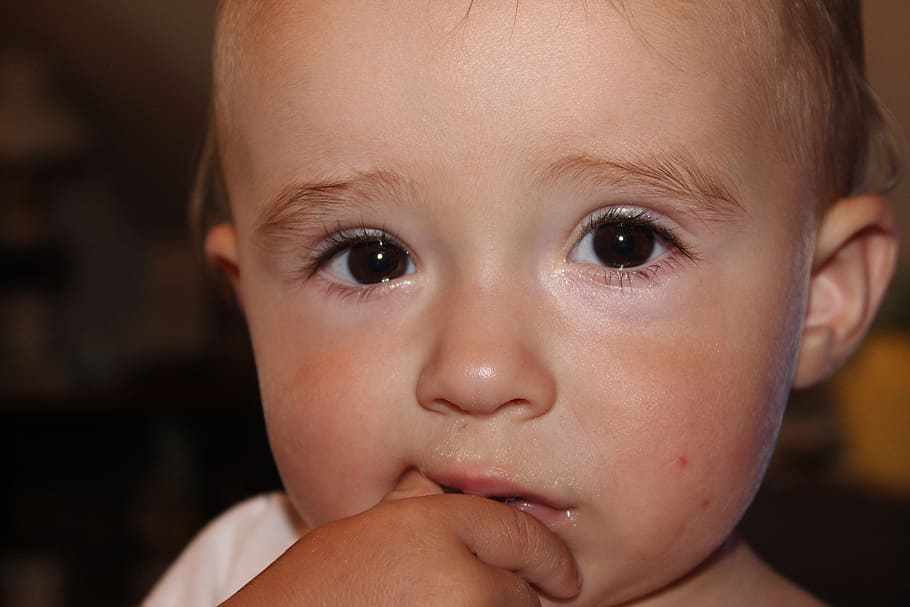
top-left (536, 152), bottom-right (746, 223)
top-left (255, 169), bottom-right (412, 250)
top-left (255, 151), bottom-right (746, 249)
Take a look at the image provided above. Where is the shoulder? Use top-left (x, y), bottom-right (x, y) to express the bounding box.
top-left (142, 493), bottom-right (305, 607)
top-left (735, 542), bottom-right (828, 607)
top-left (757, 576), bottom-right (828, 607)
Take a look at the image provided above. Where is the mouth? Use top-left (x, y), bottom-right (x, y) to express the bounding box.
top-left (436, 478), bottom-right (576, 529)
top-left (442, 484), bottom-right (527, 505)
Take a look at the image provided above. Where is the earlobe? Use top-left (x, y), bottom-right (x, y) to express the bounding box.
top-left (794, 195), bottom-right (899, 388)
top-left (204, 223), bottom-right (244, 309)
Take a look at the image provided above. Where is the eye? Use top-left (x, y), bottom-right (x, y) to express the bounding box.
top-left (322, 233), bottom-right (415, 285)
top-left (570, 208), bottom-right (670, 269)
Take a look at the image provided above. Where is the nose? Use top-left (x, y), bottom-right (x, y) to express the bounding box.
top-left (416, 287), bottom-right (557, 419)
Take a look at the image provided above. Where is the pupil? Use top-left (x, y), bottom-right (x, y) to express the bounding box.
top-left (592, 223), bottom-right (655, 268)
top-left (348, 240), bottom-right (408, 284)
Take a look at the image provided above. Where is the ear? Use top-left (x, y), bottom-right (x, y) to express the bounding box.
top-left (204, 223), bottom-right (244, 311)
top-left (793, 195), bottom-right (899, 388)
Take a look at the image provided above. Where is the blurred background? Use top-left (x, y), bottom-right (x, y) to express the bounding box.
top-left (0, 2), bottom-right (908, 606)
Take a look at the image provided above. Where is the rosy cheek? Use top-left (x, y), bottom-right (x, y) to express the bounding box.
top-left (587, 323), bottom-right (779, 532)
top-left (672, 457), bottom-right (714, 510)
top-left (663, 355), bottom-right (779, 522)
top-left (258, 333), bottom-right (402, 523)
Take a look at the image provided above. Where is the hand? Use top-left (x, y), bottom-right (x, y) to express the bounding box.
top-left (219, 471), bottom-right (580, 606)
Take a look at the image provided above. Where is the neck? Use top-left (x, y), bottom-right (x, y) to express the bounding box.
top-left (616, 535), bottom-right (820, 607)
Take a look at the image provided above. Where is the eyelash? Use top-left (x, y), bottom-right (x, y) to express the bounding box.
top-left (300, 208), bottom-right (698, 298)
top-left (300, 225), bottom-right (411, 300)
top-left (573, 207), bottom-right (697, 289)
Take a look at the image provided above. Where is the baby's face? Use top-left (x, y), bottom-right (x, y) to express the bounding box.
top-left (217, 1), bottom-right (815, 604)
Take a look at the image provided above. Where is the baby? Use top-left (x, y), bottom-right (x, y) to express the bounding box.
top-left (145, 1), bottom-right (900, 605)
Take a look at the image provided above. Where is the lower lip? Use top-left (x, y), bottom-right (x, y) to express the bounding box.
top-left (506, 499), bottom-right (577, 528)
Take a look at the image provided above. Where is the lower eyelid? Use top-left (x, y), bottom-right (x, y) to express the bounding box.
top-left (569, 254), bottom-right (688, 290)
top-left (314, 272), bottom-right (417, 302)
top-left (581, 265), bottom-right (658, 287)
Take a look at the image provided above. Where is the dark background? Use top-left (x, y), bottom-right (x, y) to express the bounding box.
top-left (1, 3), bottom-right (909, 606)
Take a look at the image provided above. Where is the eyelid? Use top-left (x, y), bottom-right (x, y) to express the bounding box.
top-left (303, 225), bottom-right (417, 297)
top-left (301, 226), bottom-right (410, 277)
top-left (574, 205), bottom-right (689, 256)
top-left (581, 205), bottom-right (667, 232)
top-left (567, 204), bottom-right (698, 288)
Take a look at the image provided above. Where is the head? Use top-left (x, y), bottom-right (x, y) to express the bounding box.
top-left (200, 1), bottom-right (899, 605)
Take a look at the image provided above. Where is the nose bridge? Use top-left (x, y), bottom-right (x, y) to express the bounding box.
top-left (416, 277), bottom-right (556, 418)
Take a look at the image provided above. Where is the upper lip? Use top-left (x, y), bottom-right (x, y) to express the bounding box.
top-left (426, 470), bottom-right (572, 511)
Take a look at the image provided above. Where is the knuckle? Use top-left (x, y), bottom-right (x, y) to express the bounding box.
top-left (506, 506), bottom-right (544, 553)
top-left (485, 571), bottom-right (540, 607)
top-left (509, 578), bottom-right (542, 607)
top-left (421, 562), bottom-right (489, 606)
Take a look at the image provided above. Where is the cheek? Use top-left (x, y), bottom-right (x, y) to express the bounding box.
top-left (248, 301), bottom-right (414, 526)
top-left (561, 266), bottom-right (805, 558)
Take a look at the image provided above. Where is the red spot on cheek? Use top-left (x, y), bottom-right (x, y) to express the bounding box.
top-left (676, 455), bottom-right (688, 470)
top-left (701, 498), bottom-right (712, 510)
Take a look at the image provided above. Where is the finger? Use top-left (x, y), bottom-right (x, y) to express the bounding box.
top-left (449, 495), bottom-right (581, 600)
top-left (480, 566), bottom-right (544, 607)
top-left (382, 468), bottom-right (444, 503)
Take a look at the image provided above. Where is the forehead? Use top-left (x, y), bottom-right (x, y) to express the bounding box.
top-left (216, 0), bottom-right (788, 217)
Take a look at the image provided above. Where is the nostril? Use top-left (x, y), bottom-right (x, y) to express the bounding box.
top-left (416, 341), bottom-right (557, 418)
top-left (424, 397), bottom-right (533, 417)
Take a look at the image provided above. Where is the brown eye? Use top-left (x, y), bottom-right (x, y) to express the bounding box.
top-left (569, 209), bottom-right (669, 271)
top-left (347, 240), bottom-right (409, 283)
top-left (591, 222), bottom-right (657, 269)
top-left (324, 236), bottom-right (415, 285)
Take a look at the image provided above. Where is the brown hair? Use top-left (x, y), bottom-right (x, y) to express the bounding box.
top-left (772, 0), bottom-right (901, 206)
top-left (189, 0), bottom-right (901, 245)
top-left (190, 123), bottom-right (227, 255)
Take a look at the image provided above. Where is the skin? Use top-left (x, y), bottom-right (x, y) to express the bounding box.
top-left (207, 1), bottom-right (898, 605)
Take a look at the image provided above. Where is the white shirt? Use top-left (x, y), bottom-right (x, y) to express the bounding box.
top-left (142, 493), bottom-right (305, 606)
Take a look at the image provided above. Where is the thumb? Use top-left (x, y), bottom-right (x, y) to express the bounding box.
top-left (382, 469), bottom-right (443, 503)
